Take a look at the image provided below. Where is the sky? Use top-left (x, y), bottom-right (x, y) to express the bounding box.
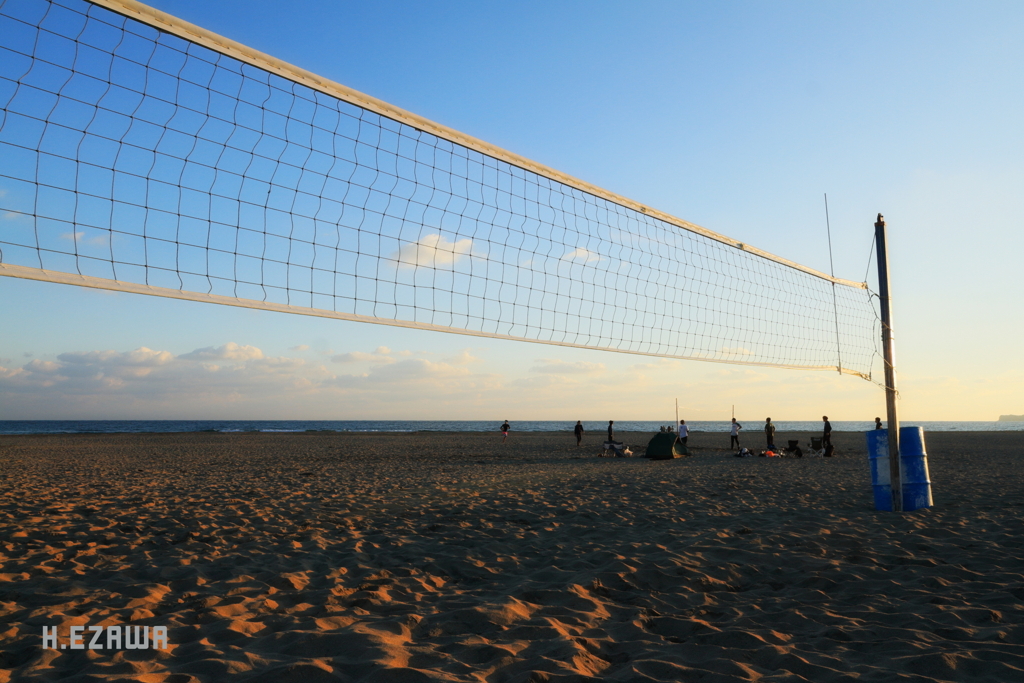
top-left (1, 0), bottom-right (1023, 422)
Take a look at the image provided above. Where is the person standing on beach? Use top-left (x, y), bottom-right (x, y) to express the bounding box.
top-left (677, 420), bottom-right (689, 447)
top-left (501, 420), bottom-right (510, 443)
top-left (730, 418), bottom-right (742, 449)
top-left (765, 417), bottom-right (776, 450)
top-left (574, 420), bottom-right (585, 447)
top-left (875, 417), bottom-right (883, 430)
top-left (822, 416), bottom-right (833, 448)
top-left (607, 420), bottom-right (615, 442)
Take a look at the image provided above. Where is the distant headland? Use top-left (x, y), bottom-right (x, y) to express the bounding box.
top-left (999, 415), bottom-right (1024, 422)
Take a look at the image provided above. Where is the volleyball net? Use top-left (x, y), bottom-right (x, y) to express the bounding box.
top-left (0, 0), bottom-right (881, 378)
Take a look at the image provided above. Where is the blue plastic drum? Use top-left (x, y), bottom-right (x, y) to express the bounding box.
top-left (899, 426), bottom-right (933, 511)
top-left (865, 429), bottom-right (894, 511)
top-left (865, 427), bottom-right (932, 511)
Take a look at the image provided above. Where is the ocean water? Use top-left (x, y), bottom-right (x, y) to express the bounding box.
top-left (0, 420), bottom-right (1021, 435)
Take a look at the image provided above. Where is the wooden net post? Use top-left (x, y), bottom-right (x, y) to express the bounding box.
top-left (874, 214), bottom-right (902, 512)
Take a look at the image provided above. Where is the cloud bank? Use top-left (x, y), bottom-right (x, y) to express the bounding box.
top-left (0, 342), bottom-right (497, 419)
top-left (0, 341), bottom-right (894, 421)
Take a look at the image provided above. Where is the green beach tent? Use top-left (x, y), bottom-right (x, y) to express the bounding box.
top-left (646, 432), bottom-right (688, 460)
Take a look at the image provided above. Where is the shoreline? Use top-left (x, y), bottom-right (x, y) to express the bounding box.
top-left (1, 431), bottom-right (1022, 681)
top-left (3, 420), bottom-right (1023, 438)
top-left (3, 429), bottom-right (1024, 441)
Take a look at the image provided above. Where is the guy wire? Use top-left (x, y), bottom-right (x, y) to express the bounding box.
top-left (825, 193), bottom-right (843, 373)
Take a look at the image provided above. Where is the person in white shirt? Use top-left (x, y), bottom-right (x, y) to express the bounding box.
top-left (676, 420), bottom-right (689, 447)
top-left (730, 418), bottom-right (742, 449)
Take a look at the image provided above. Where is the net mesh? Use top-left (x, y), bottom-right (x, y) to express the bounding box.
top-left (0, 0), bottom-right (880, 377)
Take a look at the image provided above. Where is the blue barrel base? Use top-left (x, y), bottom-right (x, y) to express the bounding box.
top-left (866, 427), bottom-right (933, 511)
top-left (872, 484), bottom-right (893, 512)
top-left (903, 483), bottom-right (933, 511)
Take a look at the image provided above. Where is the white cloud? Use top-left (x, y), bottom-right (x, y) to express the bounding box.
top-left (58, 229), bottom-right (108, 245)
top-left (289, 344), bottom-right (310, 352)
top-left (179, 342), bottom-right (264, 361)
top-left (24, 350), bottom-right (176, 382)
top-left (24, 359), bottom-right (63, 374)
top-left (327, 357), bottom-right (476, 390)
top-left (561, 247), bottom-right (601, 263)
top-left (0, 343), bottom-right (323, 414)
top-left (331, 350), bottom-right (394, 364)
top-left (59, 230), bottom-right (109, 246)
top-left (395, 234), bottom-right (473, 268)
top-left (447, 349), bottom-right (481, 366)
top-left (59, 347), bottom-right (173, 366)
top-left (249, 356), bottom-right (305, 370)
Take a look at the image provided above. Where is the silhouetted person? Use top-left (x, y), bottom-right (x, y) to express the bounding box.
top-left (607, 420), bottom-right (615, 442)
top-left (765, 417), bottom-right (775, 450)
top-left (875, 417), bottom-right (883, 430)
top-left (822, 416), bottom-right (832, 449)
top-left (574, 420), bottom-right (584, 447)
top-left (501, 420), bottom-right (510, 443)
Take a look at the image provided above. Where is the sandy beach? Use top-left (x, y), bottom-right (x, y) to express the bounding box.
top-left (1, 429), bottom-right (1023, 682)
